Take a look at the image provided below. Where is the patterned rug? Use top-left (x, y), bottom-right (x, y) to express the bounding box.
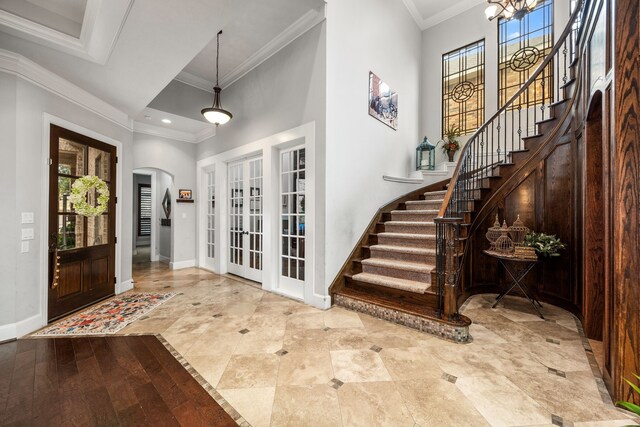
top-left (33, 292), bottom-right (176, 336)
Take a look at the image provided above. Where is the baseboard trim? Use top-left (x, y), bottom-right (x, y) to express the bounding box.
top-left (0, 313), bottom-right (44, 340)
top-left (0, 323), bottom-right (16, 342)
top-left (159, 255), bottom-right (170, 264)
top-left (16, 314), bottom-right (43, 338)
top-left (118, 279), bottom-right (133, 293)
top-left (170, 259), bottom-right (196, 270)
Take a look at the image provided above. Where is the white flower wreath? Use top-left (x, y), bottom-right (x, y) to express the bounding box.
top-left (69, 175), bottom-right (110, 217)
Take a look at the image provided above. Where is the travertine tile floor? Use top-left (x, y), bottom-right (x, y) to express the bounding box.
top-left (118, 262), bottom-right (638, 427)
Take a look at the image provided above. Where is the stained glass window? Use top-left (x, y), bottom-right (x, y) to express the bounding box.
top-left (498, 0), bottom-right (554, 109)
top-left (442, 40), bottom-right (485, 136)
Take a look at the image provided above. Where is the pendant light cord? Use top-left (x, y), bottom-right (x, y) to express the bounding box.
top-left (216, 30), bottom-right (222, 86)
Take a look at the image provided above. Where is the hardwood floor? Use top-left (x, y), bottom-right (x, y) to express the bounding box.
top-left (0, 336), bottom-right (236, 426)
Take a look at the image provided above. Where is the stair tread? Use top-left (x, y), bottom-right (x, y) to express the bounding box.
top-left (361, 257), bottom-right (435, 272)
top-left (378, 232), bottom-right (436, 239)
top-left (385, 221), bottom-right (436, 226)
top-left (424, 190), bottom-right (447, 195)
top-left (406, 200), bottom-right (443, 204)
top-left (351, 272), bottom-right (430, 294)
top-left (370, 244), bottom-right (436, 255)
top-left (391, 209), bottom-right (439, 214)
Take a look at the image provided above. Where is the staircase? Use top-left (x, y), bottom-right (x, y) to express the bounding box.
top-left (330, 1), bottom-right (586, 343)
top-left (330, 184), bottom-right (472, 342)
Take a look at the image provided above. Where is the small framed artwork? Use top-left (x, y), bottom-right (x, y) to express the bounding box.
top-left (178, 189), bottom-right (192, 200)
top-left (368, 71), bottom-right (398, 130)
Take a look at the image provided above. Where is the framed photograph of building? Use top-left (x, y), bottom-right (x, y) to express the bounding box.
top-left (368, 71), bottom-right (398, 130)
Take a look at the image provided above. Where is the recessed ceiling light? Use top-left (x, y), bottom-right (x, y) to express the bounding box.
top-left (162, 119), bottom-right (172, 124)
top-left (144, 115), bottom-right (152, 120)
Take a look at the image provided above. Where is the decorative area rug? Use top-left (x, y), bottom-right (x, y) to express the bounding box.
top-left (33, 292), bottom-right (176, 336)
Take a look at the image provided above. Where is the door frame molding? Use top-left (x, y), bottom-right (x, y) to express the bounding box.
top-left (133, 168), bottom-right (159, 262)
top-left (40, 114), bottom-right (125, 327)
top-left (196, 121), bottom-right (328, 309)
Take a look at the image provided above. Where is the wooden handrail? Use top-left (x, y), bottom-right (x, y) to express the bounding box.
top-left (437, 0), bottom-right (585, 219)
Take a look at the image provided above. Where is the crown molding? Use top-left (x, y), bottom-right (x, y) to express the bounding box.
top-left (0, 0), bottom-right (133, 64)
top-left (176, 5), bottom-right (326, 93)
top-left (0, 48), bottom-right (131, 129)
top-left (133, 121), bottom-right (216, 144)
top-left (175, 70), bottom-right (214, 93)
top-left (403, 0), bottom-right (484, 30)
top-left (195, 126), bottom-right (216, 143)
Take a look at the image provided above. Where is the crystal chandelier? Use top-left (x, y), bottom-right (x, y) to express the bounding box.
top-left (485, 0), bottom-right (539, 21)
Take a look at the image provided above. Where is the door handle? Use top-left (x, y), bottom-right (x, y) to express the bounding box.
top-left (49, 233), bottom-right (60, 289)
top-left (50, 247), bottom-right (60, 289)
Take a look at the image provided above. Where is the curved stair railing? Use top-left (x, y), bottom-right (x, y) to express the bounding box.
top-left (435, 0), bottom-right (586, 319)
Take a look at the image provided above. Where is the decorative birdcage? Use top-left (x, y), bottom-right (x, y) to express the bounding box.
top-left (485, 214), bottom-right (502, 250)
top-left (508, 215), bottom-right (530, 246)
top-left (495, 220), bottom-right (515, 254)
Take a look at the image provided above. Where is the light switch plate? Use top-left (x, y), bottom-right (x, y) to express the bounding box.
top-left (21, 212), bottom-right (34, 224)
top-left (21, 241), bottom-right (29, 253)
top-left (21, 228), bottom-right (34, 240)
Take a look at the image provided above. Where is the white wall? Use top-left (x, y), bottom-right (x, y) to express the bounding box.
top-left (196, 22), bottom-right (327, 297)
top-left (132, 132), bottom-right (197, 267)
top-left (157, 171), bottom-right (173, 261)
top-left (420, 0), bottom-right (571, 165)
top-left (324, 0), bottom-right (423, 285)
top-left (197, 23), bottom-right (327, 160)
top-left (0, 70), bottom-right (133, 339)
top-left (0, 73), bottom-right (18, 332)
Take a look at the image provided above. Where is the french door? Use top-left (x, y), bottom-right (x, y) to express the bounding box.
top-left (278, 146), bottom-right (306, 297)
top-left (228, 156), bottom-right (263, 282)
top-left (48, 125), bottom-right (117, 322)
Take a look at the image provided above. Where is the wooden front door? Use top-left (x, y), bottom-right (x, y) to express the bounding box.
top-left (48, 125), bottom-right (117, 322)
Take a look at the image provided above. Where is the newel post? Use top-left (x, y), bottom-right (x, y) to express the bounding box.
top-left (434, 217), bottom-right (463, 320)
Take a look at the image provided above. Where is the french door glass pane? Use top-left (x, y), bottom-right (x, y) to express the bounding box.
top-left (87, 215), bottom-right (108, 246)
top-left (58, 139), bottom-right (85, 176)
top-left (207, 171), bottom-right (215, 259)
top-left (58, 177), bottom-right (76, 213)
top-left (88, 147), bottom-right (111, 181)
top-left (249, 158), bottom-right (263, 271)
top-left (281, 147), bottom-right (305, 282)
top-left (229, 163), bottom-right (243, 266)
top-left (57, 215), bottom-right (84, 250)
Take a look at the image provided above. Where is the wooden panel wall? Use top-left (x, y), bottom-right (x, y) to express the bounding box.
top-left (613, 0), bottom-right (640, 406)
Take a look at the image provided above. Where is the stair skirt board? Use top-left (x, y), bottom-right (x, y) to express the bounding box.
top-left (335, 293), bottom-right (470, 343)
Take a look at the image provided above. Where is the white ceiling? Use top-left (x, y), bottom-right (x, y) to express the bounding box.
top-left (182, 0), bottom-right (324, 90)
top-left (133, 107), bottom-right (216, 144)
top-left (0, 0), bottom-right (325, 135)
top-left (0, 0), bottom-right (250, 116)
top-left (402, 0), bottom-right (484, 30)
top-left (0, 0), bottom-right (87, 37)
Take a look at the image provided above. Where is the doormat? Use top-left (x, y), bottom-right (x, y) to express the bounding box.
top-left (32, 292), bottom-right (176, 336)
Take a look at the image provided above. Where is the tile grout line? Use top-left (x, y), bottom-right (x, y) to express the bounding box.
top-left (155, 334), bottom-right (252, 427)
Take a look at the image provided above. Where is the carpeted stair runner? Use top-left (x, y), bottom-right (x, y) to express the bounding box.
top-left (351, 190), bottom-right (445, 294)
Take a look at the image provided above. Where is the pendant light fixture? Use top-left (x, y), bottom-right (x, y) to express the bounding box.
top-left (485, 0), bottom-right (539, 21)
top-left (201, 30), bottom-right (233, 126)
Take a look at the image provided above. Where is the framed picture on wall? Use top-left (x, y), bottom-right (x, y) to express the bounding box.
top-left (178, 189), bottom-right (192, 200)
top-left (368, 71), bottom-right (398, 130)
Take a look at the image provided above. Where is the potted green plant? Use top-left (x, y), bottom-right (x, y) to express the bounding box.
top-left (442, 125), bottom-right (461, 162)
top-left (616, 373), bottom-right (640, 425)
top-left (522, 232), bottom-right (566, 258)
